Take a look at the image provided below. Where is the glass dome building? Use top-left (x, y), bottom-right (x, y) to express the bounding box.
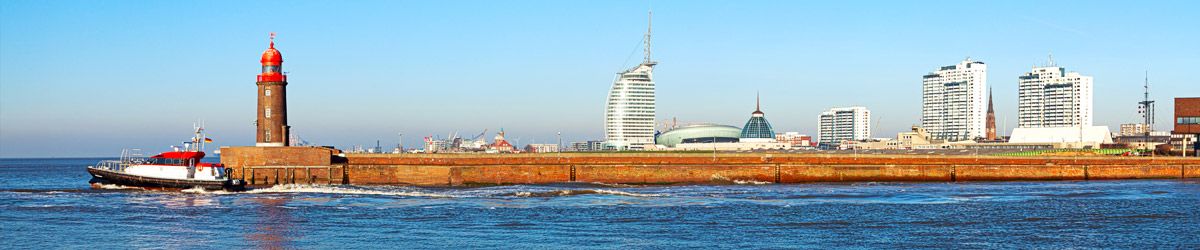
top-left (740, 95), bottom-right (776, 140)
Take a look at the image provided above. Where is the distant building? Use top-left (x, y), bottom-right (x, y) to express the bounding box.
top-left (922, 59), bottom-right (988, 141)
top-left (1175, 97), bottom-right (1200, 134)
top-left (852, 125), bottom-right (1062, 151)
top-left (817, 106), bottom-right (871, 148)
top-left (568, 141), bottom-right (605, 152)
top-left (1113, 134), bottom-right (1171, 149)
top-left (662, 95), bottom-right (790, 151)
top-left (775, 132), bottom-right (814, 148)
top-left (672, 141), bottom-right (791, 151)
top-left (655, 124), bottom-right (741, 148)
top-left (851, 126), bottom-right (941, 150)
top-left (488, 130), bottom-right (514, 153)
top-left (1009, 126), bottom-right (1113, 148)
top-left (1119, 123), bottom-right (1152, 136)
top-left (898, 126), bottom-right (940, 149)
top-left (1017, 60), bottom-right (1094, 128)
top-left (604, 12), bottom-right (657, 151)
top-left (1174, 97), bottom-right (1200, 155)
top-left (739, 94), bottom-right (776, 143)
top-left (525, 144), bottom-right (559, 153)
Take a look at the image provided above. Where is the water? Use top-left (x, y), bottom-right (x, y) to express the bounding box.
top-left (3, 158), bottom-right (1198, 249)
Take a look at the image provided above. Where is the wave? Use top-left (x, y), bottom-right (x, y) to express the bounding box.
top-left (733, 180), bottom-right (773, 185)
top-left (710, 173), bottom-right (774, 185)
top-left (95, 184), bottom-right (142, 190)
top-left (180, 187), bottom-right (227, 194)
top-left (241, 184), bottom-right (454, 198)
top-left (507, 189), bottom-right (665, 198)
top-left (587, 182), bottom-right (644, 188)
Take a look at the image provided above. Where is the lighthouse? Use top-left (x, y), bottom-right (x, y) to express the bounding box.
top-left (256, 33), bottom-right (289, 147)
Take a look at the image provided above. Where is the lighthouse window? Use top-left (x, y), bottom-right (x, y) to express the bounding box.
top-left (263, 65), bottom-right (281, 73)
top-left (265, 89), bottom-right (271, 96)
top-left (265, 107), bottom-right (272, 118)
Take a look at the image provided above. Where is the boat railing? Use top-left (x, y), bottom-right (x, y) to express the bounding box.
top-left (91, 149), bottom-right (148, 171)
top-left (92, 160), bottom-right (126, 171)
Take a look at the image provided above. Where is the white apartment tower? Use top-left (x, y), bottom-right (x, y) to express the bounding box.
top-left (817, 107), bottom-right (871, 147)
top-left (922, 59), bottom-right (988, 141)
top-left (1017, 59), bottom-right (1093, 128)
top-left (603, 11), bottom-right (657, 150)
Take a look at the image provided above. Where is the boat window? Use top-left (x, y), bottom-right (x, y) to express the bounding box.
top-left (148, 158), bottom-right (184, 165)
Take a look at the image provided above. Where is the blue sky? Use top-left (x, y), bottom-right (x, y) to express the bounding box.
top-left (2, 0), bottom-right (1197, 157)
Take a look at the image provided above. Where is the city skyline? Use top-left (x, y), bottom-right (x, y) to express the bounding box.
top-left (2, 1), bottom-right (1198, 157)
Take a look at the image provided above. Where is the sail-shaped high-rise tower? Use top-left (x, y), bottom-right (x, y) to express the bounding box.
top-left (603, 11), bottom-right (657, 150)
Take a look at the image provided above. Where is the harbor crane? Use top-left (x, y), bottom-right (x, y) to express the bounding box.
top-left (471, 129), bottom-right (488, 141)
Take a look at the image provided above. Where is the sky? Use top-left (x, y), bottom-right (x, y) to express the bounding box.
top-left (1, 0), bottom-right (1197, 157)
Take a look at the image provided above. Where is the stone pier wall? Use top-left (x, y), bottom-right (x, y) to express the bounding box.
top-left (221, 151), bottom-right (1200, 187)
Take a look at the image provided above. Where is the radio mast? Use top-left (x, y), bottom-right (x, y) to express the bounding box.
top-left (1138, 71), bottom-right (1155, 151)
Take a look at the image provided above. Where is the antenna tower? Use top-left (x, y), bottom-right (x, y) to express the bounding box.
top-left (643, 10), bottom-right (654, 65)
top-left (1139, 71), bottom-right (1155, 151)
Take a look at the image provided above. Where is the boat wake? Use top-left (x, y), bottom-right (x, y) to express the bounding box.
top-left (507, 189), bottom-right (665, 198)
top-left (94, 183), bottom-right (143, 190)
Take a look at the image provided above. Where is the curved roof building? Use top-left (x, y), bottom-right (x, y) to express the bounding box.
top-left (655, 124), bottom-right (742, 147)
top-left (604, 11), bottom-right (657, 150)
top-left (740, 95), bottom-right (776, 140)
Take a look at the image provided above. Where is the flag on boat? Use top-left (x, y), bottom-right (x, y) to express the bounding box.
top-left (204, 138), bottom-right (213, 143)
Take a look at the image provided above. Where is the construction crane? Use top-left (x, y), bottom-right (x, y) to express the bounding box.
top-left (470, 129), bottom-right (488, 141)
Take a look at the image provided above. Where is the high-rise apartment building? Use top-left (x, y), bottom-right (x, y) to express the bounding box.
top-left (817, 107), bottom-right (871, 147)
top-left (604, 12), bottom-right (657, 150)
top-left (1017, 62), bottom-right (1093, 128)
top-left (922, 59), bottom-right (988, 141)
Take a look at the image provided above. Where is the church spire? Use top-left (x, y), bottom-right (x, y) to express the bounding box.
top-left (985, 87), bottom-right (997, 140)
top-left (987, 88), bottom-right (994, 112)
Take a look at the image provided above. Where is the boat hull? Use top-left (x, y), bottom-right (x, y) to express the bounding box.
top-left (87, 167), bottom-right (245, 191)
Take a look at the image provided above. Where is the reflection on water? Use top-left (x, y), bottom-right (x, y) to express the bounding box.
top-left (246, 197), bottom-right (296, 249)
top-left (2, 158), bottom-right (1199, 248)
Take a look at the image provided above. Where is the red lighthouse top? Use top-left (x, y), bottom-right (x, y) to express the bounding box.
top-left (257, 33), bottom-right (286, 82)
top-left (261, 32), bottom-right (283, 65)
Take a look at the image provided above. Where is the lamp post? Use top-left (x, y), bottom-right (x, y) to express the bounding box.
top-left (398, 132), bottom-right (404, 154)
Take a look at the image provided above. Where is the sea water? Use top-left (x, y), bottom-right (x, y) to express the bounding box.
top-left (2, 158), bottom-right (1198, 249)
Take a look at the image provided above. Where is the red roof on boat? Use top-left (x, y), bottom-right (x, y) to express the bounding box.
top-left (151, 151), bottom-right (205, 161)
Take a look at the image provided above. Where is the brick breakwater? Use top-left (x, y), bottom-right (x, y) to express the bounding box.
top-left (218, 147), bottom-right (1200, 187)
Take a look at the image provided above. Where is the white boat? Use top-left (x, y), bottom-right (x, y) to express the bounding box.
top-left (87, 126), bottom-right (245, 191)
